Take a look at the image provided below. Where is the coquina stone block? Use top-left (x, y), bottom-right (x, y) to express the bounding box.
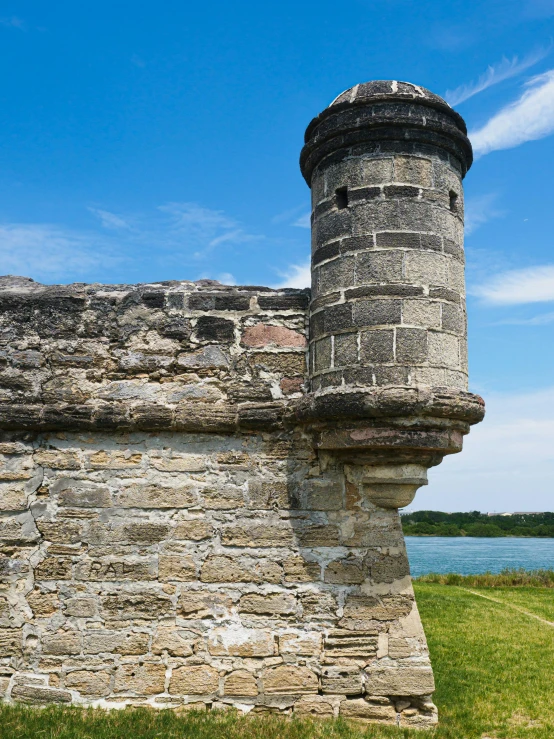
top-left (0, 80), bottom-right (484, 727)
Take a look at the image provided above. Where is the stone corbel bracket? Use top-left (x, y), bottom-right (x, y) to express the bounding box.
top-left (292, 385), bottom-right (485, 508)
top-left (360, 463), bottom-right (429, 509)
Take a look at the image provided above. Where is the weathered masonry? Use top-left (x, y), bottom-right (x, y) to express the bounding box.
top-left (0, 81), bottom-right (484, 727)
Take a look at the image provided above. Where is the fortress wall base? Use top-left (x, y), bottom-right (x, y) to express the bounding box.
top-left (0, 429), bottom-right (435, 726)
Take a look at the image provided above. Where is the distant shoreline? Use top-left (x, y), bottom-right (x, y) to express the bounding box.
top-left (401, 510), bottom-right (554, 538)
top-left (405, 533), bottom-right (554, 538)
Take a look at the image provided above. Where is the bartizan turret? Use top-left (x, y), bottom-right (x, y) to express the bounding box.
top-left (298, 80), bottom-right (484, 507)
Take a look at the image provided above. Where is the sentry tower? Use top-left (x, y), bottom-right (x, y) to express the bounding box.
top-left (299, 80), bottom-right (483, 509)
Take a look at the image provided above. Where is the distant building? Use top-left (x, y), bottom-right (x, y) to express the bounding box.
top-left (487, 512), bottom-right (545, 516)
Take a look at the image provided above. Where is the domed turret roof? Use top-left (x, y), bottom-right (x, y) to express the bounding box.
top-left (305, 80), bottom-right (466, 138)
top-left (330, 80), bottom-right (451, 112)
top-left (300, 79), bottom-right (472, 182)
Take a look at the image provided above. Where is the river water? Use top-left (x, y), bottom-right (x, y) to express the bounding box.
top-left (405, 536), bottom-right (554, 577)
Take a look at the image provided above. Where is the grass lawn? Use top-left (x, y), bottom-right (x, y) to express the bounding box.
top-left (1, 582), bottom-right (553, 739)
top-left (467, 586), bottom-right (554, 622)
top-left (417, 583), bottom-right (554, 739)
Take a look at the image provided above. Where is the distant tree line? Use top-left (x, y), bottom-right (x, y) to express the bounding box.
top-left (401, 510), bottom-right (554, 537)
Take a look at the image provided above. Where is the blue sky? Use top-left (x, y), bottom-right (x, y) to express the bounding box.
top-left (2, 0), bottom-right (554, 511)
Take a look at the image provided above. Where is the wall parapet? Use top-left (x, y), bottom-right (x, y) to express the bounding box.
top-left (0, 276), bottom-right (309, 433)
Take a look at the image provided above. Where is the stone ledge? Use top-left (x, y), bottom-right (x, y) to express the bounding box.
top-left (0, 387), bottom-right (484, 433)
top-left (315, 425), bottom-right (464, 453)
top-left (292, 386), bottom-right (485, 426)
top-left (0, 275), bottom-right (310, 300)
top-left (301, 105), bottom-right (472, 184)
top-left (0, 401), bottom-right (286, 433)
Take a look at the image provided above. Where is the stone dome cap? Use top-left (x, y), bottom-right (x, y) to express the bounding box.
top-left (301, 79), bottom-right (472, 182)
top-left (330, 80), bottom-right (457, 116)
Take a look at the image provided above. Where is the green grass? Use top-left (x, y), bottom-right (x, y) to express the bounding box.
top-left (416, 568), bottom-right (554, 588)
top-left (477, 587), bottom-right (554, 621)
top-left (415, 582), bottom-right (554, 739)
top-left (2, 581), bottom-right (554, 739)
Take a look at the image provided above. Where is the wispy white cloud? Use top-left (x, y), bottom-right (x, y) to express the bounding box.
top-left (428, 24), bottom-right (476, 53)
top-left (523, 0), bottom-right (554, 18)
top-left (98, 201), bottom-right (264, 261)
top-left (293, 213), bottom-right (311, 229)
top-left (0, 16), bottom-right (25, 30)
top-left (88, 207), bottom-right (132, 231)
top-left (196, 271), bottom-right (236, 285)
top-left (89, 202), bottom-right (257, 253)
top-left (216, 272), bottom-right (236, 285)
top-left (465, 193), bottom-right (504, 235)
top-left (271, 204), bottom-right (307, 225)
top-left (130, 54), bottom-right (146, 68)
top-left (445, 48), bottom-right (549, 106)
top-left (270, 207), bottom-right (311, 288)
top-left (409, 386), bottom-right (554, 512)
top-left (494, 311), bottom-right (554, 325)
top-left (271, 204), bottom-right (311, 230)
top-left (273, 260), bottom-right (311, 289)
top-left (156, 202), bottom-right (262, 257)
top-left (473, 264), bottom-right (554, 304)
top-left (0, 201), bottom-right (263, 284)
top-left (0, 223), bottom-right (122, 281)
top-left (470, 69), bottom-right (554, 156)
top-left (208, 229), bottom-right (259, 249)
top-left (158, 202), bottom-right (236, 237)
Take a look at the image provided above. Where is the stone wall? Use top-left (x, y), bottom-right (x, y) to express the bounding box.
top-left (0, 277), bottom-right (309, 430)
top-left (0, 277), bottom-right (436, 727)
top-left (0, 431), bottom-right (433, 726)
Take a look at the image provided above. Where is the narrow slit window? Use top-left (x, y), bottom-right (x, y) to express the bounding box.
top-left (336, 187), bottom-right (348, 210)
top-left (449, 191), bottom-right (458, 212)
